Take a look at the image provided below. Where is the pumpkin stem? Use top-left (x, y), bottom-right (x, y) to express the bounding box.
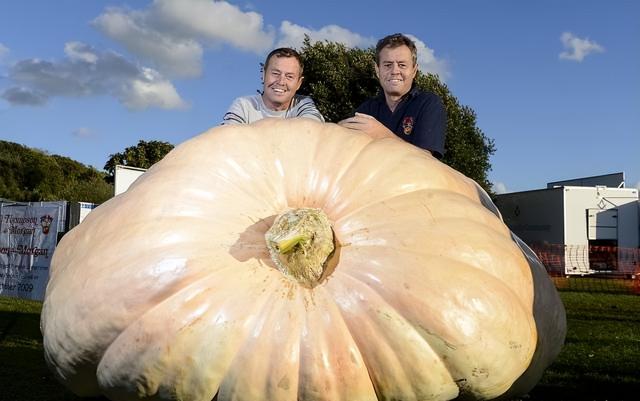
top-left (276, 232), bottom-right (311, 254)
top-left (265, 208), bottom-right (334, 288)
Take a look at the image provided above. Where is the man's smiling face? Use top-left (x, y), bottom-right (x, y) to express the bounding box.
top-left (375, 45), bottom-right (417, 99)
top-left (262, 56), bottom-right (303, 111)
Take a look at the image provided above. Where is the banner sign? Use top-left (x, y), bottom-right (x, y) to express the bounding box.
top-left (0, 202), bottom-right (62, 301)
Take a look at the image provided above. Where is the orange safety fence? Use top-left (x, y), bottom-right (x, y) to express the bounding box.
top-left (527, 243), bottom-right (640, 295)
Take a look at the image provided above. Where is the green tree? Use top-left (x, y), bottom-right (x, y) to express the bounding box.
top-left (103, 140), bottom-right (174, 183)
top-left (0, 140), bottom-right (113, 203)
top-left (297, 38), bottom-right (496, 193)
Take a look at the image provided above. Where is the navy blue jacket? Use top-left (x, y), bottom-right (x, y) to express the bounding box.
top-left (356, 87), bottom-right (446, 158)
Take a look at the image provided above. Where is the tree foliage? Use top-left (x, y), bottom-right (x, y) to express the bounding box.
top-left (103, 140), bottom-right (174, 183)
top-left (297, 38), bottom-right (496, 192)
top-left (0, 140), bottom-right (113, 203)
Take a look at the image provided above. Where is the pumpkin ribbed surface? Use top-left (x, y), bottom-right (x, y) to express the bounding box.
top-left (41, 119), bottom-right (565, 401)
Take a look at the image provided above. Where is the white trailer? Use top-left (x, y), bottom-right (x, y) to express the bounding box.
top-left (66, 201), bottom-right (98, 231)
top-left (114, 165), bottom-right (147, 196)
top-left (495, 185), bottom-right (639, 275)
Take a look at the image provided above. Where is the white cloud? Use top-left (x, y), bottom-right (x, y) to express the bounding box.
top-left (2, 42), bottom-right (186, 110)
top-left (1, 86), bottom-right (47, 106)
top-left (93, 7), bottom-right (204, 78)
top-left (65, 42), bottom-right (98, 64)
top-left (72, 127), bottom-right (94, 138)
top-left (0, 43), bottom-right (8, 60)
top-left (405, 34), bottom-right (450, 81)
top-left (120, 67), bottom-right (187, 110)
top-left (277, 21), bottom-right (374, 49)
top-left (559, 32), bottom-right (604, 62)
top-left (93, 0), bottom-right (274, 78)
top-left (492, 181), bottom-right (508, 194)
top-left (151, 0), bottom-right (274, 52)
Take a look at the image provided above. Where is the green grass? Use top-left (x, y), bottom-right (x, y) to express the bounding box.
top-left (1, 291), bottom-right (639, 401)
top-left (0, 297), bottom-right (71, 401)
top-left (0, 297), bottom-right (97, 401)
top-left (527, 291), bottom-right (640, 401)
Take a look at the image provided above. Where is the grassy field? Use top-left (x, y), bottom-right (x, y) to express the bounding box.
top-left (1, 290), bottom-right (639, 401)
top-left (527, 291), bottom-right (640, 401)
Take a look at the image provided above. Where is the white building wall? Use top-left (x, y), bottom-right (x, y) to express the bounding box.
top-left (562, 186), bottom-right (639, 247)
top-left (496, 185), bottom-right (639, 275)
top-left (495, 188), bottom-right (564, 245)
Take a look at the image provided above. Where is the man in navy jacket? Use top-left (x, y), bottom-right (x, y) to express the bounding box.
top-left (340, 33), bottom-right (446, 159)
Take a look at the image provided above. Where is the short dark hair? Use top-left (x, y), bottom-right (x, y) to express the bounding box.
top-left (375, 33), bottom-right (418, 66)
top-left (264, 47), bottom-right (304, 75)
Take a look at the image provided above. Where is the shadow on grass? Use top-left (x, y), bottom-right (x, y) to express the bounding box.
top-left (0, 309), bottom-right (108, 401)
top-left (529, 375), bottom-right (639, 401)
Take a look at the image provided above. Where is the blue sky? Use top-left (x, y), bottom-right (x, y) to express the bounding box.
top-left (1, 0), bottom-right (638, 193)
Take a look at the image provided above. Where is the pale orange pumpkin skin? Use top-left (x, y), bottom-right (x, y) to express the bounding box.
top-left (41, 119), bottom-right (566, 401)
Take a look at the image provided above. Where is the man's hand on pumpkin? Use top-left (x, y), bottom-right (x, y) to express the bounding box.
top-left (338, 113), bottom-right (397, 140)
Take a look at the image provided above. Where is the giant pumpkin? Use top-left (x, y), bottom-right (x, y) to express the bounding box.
top-left (41, 119), bottom-right (566, 401)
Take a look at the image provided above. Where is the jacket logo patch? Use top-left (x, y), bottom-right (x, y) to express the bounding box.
top-left (402, 116), bottom-right (414, 135)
